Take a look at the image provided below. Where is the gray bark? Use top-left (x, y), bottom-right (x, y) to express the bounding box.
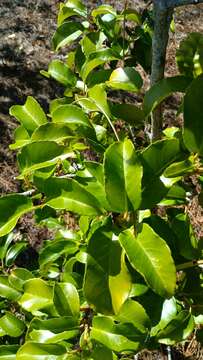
top-left (150, 0), bottom-right (203, 140)
top-left (151, 1), bottom-right (173, 140)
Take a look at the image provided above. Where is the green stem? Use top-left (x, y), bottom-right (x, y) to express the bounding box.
top-left (176, 259), bottom-right (203, 271)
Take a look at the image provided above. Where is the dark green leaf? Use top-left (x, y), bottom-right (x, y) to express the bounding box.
top-left (183, 74), bottom-right (203, 155)
top-left (176, 32), bottom-right (203, 78)
top-left (110, 103), bottom-right (145, 126)
top-left (143, 76), bottom-right (191, 116)
top-left (84, 218), bottom-right (131, 314)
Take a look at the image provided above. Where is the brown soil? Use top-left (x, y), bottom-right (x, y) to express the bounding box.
top-left (0, 1), bottom-right (203, 358)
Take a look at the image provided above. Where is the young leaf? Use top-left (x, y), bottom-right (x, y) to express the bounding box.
top-left (52, 21), bottom-right (84, 51)
top-left (9, 96), bottom-right (47, 135)
top-left (183, 74), bottom-right (203, 156)
top-left (106, 67), bottom-right (143, 92)
top-left (119, 223), bottom-right (176, 298)
top-left (0, 195), bottom-right (33, 237)
top-left (104, 139), bottom-right (143, 212)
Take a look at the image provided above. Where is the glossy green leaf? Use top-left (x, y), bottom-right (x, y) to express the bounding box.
top-left (106, 67), bottom-right (143, 92)
top-left (10, 125), bottom-right (31, 150)
top-left (0, 276), bottom-right (21, 300)
top-left (44, 177), bottom-right (103, 215)
top-left (9, 268), bottom-right (34, 291)
top-left (0, 195), bottom-right (33, 237)
top-left (76, 161), bottom-right (110, 210)
top-left (91, 5), bottom-right (117, 18)
top-left (31, 123), bottom-right (74, 142)
top-left (81, 31), bottom-right (106, 57)
top-left (0, 233), bottom-right (14, 261)
top-left (87, 69), bottom-right (113, 88)
top-left (39, 239), bottom-right (78, 268)
top-left (84, 218), bottom-right (131, 314)
top-left (156, 311), bottom-right (195, 345)
top-left (121, 8), bottom-right (141, 24)
top-left (58, 0), bottom-right (87, 25)
top-left (81, 49), bottom-right (120, 81)
top-left (54, 282), bottom-right (80, 317)
top-left (151, 298), bottom-right (180, 337)
top-left (143, 76), bottom-right (191, 116)
top-left (104, 139), bottom-right (143, 212)
top-left (18, 141), bottom-right (74, 178)
top-left (163, 155), bottom-right (196, 178)
top-left (88, 84), bottom-right (111, 119)
top-left (16, 343), bottom-right (67, 360)
top-left (140, 139), bottom-right (181, 209)
top-left (52, 21), bottom-right (84, 51)
top-left (9, 96), bottom-right (47, 135)
top-left (176, 32), bottom-right (203, 78)
top-left (19, 278), bottom-right (53, 313)
top-left (47, 59), bottom-right (77, 86)
top-left (110, 103), bottom-right (144, 126)
top-left (0, 312), bottom-right (25, 337)
top-left (5, 241), bottom-right (27, 267)
top-left (116, 299), bottom-right (151, 333)
top-left (91, 316), bottom-right (144, 352)
top-left (28, 317), bottom-right (79, 344)
top-left (0, 345), bottom-right (19, 360)
top-left (52, 104), bottom-right (96, 139)
top-left (119, 223), bottom-right (176, 298)
top-left (183, 74), bottom-right (203, 155)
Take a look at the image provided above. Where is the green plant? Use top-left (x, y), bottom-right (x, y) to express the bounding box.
top-left (0, 0), bottom-right (203, 358)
